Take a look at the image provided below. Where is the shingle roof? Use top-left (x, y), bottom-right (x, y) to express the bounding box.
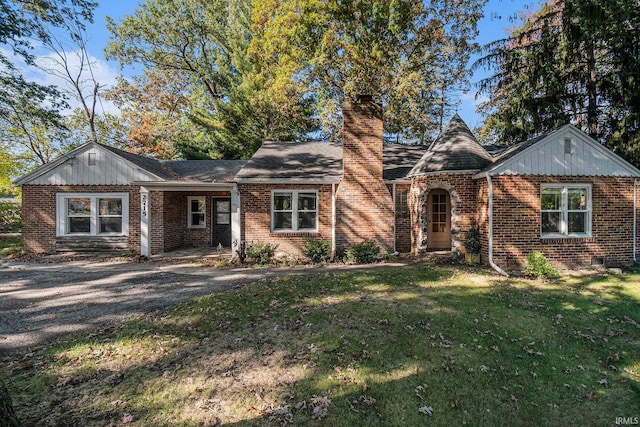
top-left (383, 144), bottom-right (428, 180)
top-left (487, 131), bottom-right (551, 167)
top-left (99, 144), bottom-right (177, 180)
top-left (408, 114), bottom-right (493, 176)
top-left (234, 140), bottom-right (343, 181)
top-left (163, 160), bottom-right (248, 182)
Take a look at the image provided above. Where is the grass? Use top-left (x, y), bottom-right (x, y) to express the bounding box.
top-left (2, 265), bottom-right (639, 426)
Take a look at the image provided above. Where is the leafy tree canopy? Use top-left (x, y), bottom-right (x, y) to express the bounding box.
top-left (251, 0), bottom-right (486, 143)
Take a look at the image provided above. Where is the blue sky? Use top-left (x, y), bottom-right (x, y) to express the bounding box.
top-left (47, 0), bottom-right (538, 129)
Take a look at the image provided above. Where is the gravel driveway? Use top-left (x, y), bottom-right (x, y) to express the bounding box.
top-left (0, 260), bottom-right (296, 357)
top-left (0, 259), bottom-right (408, 358)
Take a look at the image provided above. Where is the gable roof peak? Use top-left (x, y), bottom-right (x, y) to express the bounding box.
top-left (409, 115), bottom-right (492, 177)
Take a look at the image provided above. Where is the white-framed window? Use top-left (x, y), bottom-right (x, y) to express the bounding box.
top-left (271, 190), bottom-right (318, 232)
top-left (541, 184), bottom-right (591, 237)
top-left (56, 193), bottom-right (129, 236)
top-left (188, 197), bottom-right (206, 228)
top-left (395, 189), bottom-right (408, 214)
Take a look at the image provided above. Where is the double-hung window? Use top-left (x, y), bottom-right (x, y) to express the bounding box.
top-left (272, 191), bottom-right (318, 232)
top-left (395, 189), bottom-right (408, 214)
top-left (188, 197), bottom-right (206, 228)
top-left (541, 184), bottom-right (591, 237)
top-left (57, 193), bottom-right (129, 236)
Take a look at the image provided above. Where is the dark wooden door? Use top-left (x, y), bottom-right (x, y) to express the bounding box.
top-left (212, 198), bottom-right (231, 248)
top-left (427, 190), bottom-right (451, 250)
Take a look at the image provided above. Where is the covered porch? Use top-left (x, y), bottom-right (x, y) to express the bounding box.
top-left (138, 182), bottom-right (241, 257)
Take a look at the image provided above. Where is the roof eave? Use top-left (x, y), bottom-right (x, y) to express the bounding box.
top-left (15, 142), bottom-right (168, 186)
top-left (235, 177), bottom-right (342, 184)
top-left (408, 169), bottom-right (482, 179)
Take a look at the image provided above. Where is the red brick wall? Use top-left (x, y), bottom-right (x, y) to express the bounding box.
top-left (149, 190), bottom-right (231, 254)
top-left (22, 184), bottom-right (141, 254)
top-left (394, 184), bottom-right (412, 252)
top-left (476, 179), bottom-right (490, 264)
top-left (335, 96), bottom-right (394, 253)
top-left (490, 175), bottom-right (638, 268)
top-left (239, 183), bottom-right (333, 255)
top-left (410, 174), bottom-right (478, 253)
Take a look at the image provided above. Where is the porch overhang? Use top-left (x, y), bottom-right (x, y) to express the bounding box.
top-left (133, 181), bottom-right (237, 191)
top-left (136, 181), bottom-right (241, 258)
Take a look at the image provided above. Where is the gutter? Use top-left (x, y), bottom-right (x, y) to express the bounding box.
top-left (635, 178), bottom-right (638, 262)
top-left (486, 175), bottom-right (509, 276)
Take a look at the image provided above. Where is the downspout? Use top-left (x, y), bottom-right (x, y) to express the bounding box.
top-left (486, 175), bottom-right (509, 276)
top-left (634, 178), bottom-right (638, 262)
top-left (392, 183), bottom-right (397, 253)
top-left (331, 182), bottom-right (336, 261)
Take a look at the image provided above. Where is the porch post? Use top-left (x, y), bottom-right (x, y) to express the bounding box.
top-left (231, 185), bottom-right (241, 255)
top-left (140, 186), bottom-right (150, 257)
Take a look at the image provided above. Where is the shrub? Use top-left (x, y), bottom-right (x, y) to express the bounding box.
top-left (344, 240), bottom-right (380, 264)
top-left (524, 251), bottom-right (561, 280)
top-left (0, 201), bottom-right (21, 233)
top-left (303, 238), bottom-right (330, 264)
top-left (246, 243), bottom-right (278, 265)
top-left (464, 220), bottom-right (481, 255)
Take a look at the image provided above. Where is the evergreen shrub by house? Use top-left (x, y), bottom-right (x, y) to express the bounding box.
top-left (464, 220), bottom-right (480, 254)
top-left (524, 251), bottom-right (561, 279)
top-left (246, 243), bottom-right (278, 265)
top-left (344, 240), bottom-right (380, 264)
top-left (303, 238), bottom-right (330, 264)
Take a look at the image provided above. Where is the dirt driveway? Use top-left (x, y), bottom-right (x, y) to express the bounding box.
top-left (0, 259), bottom-right (308, 357)
top-left (0, 259), bottom-right (409, 358)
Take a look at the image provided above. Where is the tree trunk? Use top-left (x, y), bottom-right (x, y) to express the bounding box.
top-left (0, 380), bottom-right (20, 427)
top-left (586, 42), bottom-right (598, 138)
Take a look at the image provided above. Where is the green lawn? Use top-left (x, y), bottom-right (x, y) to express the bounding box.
top-left (3, 265), bottom-right (639, 426)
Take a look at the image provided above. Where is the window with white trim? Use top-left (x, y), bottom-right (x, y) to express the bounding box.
top-left (188, 197), bottom-right (206, 228)
top-left (541, 184), bottom-right (591, 237)
top-left (56, 193), bottom-right (129, 236)
top-left (272, 190), bottom-right (318, 232)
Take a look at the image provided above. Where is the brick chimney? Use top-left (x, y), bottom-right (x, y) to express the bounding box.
top-left (335, 95), bottom-right (394, 253)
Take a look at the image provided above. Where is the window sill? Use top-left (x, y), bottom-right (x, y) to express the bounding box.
top-left (271, 230), bottom-right (320, 237)
top-left (541, 233), bottom-right (592, 239)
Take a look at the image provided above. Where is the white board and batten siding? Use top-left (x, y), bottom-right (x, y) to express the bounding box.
top-left (490, 126), bottom-right (640, 177)
top-left (27, 144), bottom-right (161, 185)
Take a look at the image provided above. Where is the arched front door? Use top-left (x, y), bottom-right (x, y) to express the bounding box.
top-left (427, 190), bottom-right (451, 250)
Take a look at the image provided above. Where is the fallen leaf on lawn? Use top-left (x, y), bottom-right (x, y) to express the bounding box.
top-left (598, 378), bottom-right (609, 387)
top-left (480, 365), bottom-right (489, 372)
top-left (360, 395), bottom-right (376, 405)
top-left (418, 406), bottom-right (434, 416)
top-left (122, 413), bottom-right (134, 423)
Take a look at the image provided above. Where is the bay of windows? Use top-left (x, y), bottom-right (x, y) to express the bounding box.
top-left (57, 193), bottom-right (128, 236)
top-left (541, 184), bottom-right (591, 237)
top-left (272, 191), bottom-right (318, 232)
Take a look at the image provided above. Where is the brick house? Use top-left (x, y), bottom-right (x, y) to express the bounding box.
top-left (15, 95), bottom-right (640, 272)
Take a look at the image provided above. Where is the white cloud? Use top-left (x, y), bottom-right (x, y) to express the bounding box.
top-left (2, 46), bottom-right (121, 116)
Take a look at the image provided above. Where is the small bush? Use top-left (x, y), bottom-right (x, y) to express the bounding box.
top-left (524, 251), bottom-right (561, 280)
top-left (303, 238), bottom-right (330, 264)
top-left (464, 220), bottom-right (481, 255)
top-left (246, 243), bottom-right (278, 265)
top-left (344, 240), bottom-right (380, 264)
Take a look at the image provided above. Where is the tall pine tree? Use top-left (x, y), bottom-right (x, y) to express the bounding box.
top-left (476, 0), bottom-right (640, 164)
